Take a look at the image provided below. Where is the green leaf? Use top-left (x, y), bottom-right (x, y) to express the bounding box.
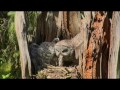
top-left (2, 73), bottom-right (11, 79)
top-left (7, 12), bottom-right (15, 16)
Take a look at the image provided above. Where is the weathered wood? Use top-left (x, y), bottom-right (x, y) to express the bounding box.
top-left (108, 12), bottom-right (120, 78)
top-left (35, 12), bottom-right (59, 44)
top-left (83, 11), bottom-right (109, 79)
top-left (80, 11), bottom-right (91, 78)
top-left (68, 11), bottom-right (81, 38)
top-left (15, 11), bottom-right (32, 79)
top-left (35, 11), bottom-right (82, 44)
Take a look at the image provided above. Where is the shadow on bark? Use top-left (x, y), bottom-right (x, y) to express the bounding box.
top-left (117, 46), bottom-right (120, 78)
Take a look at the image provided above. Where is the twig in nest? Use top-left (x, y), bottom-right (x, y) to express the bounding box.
top-left (64, 67), bottom-right (71, 74)
top-left (75, 66), bottom-right (82, 79)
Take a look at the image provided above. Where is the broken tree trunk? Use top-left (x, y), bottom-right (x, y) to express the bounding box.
top-left (79, 11), bottom-right (91, 78)
top-left (15, 11), bottom-right (32, 79)
top-left (35, 11), bottom-right (59, 44)
top-left (83, 11), bottom-right (110, 79)
top-left (35, 11), bottom-right (81, 44)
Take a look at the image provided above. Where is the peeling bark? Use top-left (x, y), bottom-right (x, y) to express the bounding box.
top-left (84, 11), bottom-right (109, 79)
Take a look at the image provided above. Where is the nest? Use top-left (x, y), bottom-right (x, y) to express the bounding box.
top-left (36, 64), bottom-right (81, 79)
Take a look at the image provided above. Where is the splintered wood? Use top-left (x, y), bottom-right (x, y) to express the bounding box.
top-left (84, 11), bottom-right (108, 79)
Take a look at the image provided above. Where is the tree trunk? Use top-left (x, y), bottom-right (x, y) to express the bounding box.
top-left (82, 11), bottom-right (110, 79)
top-left (35, 11), bottom-right (81, 44)
top-left (35, 11), bottom-right (59, 44)
top-left (80, 11), bottom-right (92, 78)
top-left (108, 12), bottom-right (120, 78)
top-left (15, 11), bottom-right (32, 79)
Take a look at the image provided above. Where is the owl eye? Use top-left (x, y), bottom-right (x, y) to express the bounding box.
top-left (62, 49), bottom-right (68, 53)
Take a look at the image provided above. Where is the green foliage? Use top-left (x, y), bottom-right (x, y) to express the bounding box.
top-left (27, 11), bottom-right (39, 43)
top-left (2, 73), bottom-right (11, 79)
top-left (0, 11), bottom-right (20, 79)
top-left (0, 11), bottom-right (39, 79)
top-left (0, 60), bottom-right (12, 79)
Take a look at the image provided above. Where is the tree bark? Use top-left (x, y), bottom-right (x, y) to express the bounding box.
top-left (82, 11), bottom-right (110, 79)
top-left (15, 11), bottom-right (32, 79)
top-left (35, 11), bottom-right (82, 44)
top-left (35, 11), bottom-right (59, 44)
top-left (108, 12), bottom-right (120, 78)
